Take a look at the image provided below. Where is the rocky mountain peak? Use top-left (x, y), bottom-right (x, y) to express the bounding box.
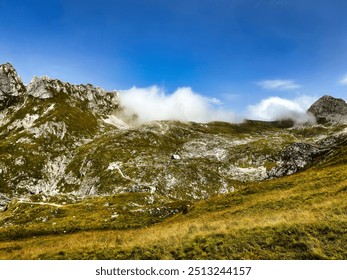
top-left (0, 63), bottom-right (120, 116)
top-left (26, 75), bottom-right (56, 99)
top-left (0, 63), bottom-right (26, 109)
top-left (307, 95), bottom-right (347, 123)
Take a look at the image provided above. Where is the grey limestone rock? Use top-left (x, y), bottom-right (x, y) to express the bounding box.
top-left (0, 63), bottom-right (26, 109)
top-left (308, 95), bottom-right (347, 123)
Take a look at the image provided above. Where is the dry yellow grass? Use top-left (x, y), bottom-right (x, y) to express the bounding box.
top-left (1, 162), bottom-right (346, 259)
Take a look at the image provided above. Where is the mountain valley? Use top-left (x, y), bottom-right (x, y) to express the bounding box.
top-left (0, 63), bottom-right (346, 259)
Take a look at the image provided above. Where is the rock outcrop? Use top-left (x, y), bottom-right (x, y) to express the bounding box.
top-left (308, 95), bottom-right (347, 123)
top-left (0, 63), bottom-right (26, 110)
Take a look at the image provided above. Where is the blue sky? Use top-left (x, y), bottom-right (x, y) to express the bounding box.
top-left (1, 0), bottom-right (347, 120)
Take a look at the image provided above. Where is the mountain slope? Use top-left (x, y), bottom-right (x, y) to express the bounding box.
top-left (0, 64), bottom-right (120, 199)
top-left (0, 63), bottom-right (346, 259)
top-left (1, 63), bottom-right (346, 203)
top-left (1, 131), bottom-right (346, 259)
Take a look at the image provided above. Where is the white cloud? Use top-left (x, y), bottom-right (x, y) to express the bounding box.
top-left (339, 75), bottom-right (347, 85)
top-left (247, 95), bottom-right (316, 123)
top-left (118, 86), bottom-right (237, 123)
top-left (257, 79), bottom-right (301, 90)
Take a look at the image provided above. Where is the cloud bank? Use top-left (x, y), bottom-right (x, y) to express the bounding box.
top-left (247, 96), bottom-right (316, 123)
top-left (117, 86), bottom-right (316, 124)
top-left (118, 86), bottom-right (237, 123)
top-left (257, 79), bottom-right (301, 90)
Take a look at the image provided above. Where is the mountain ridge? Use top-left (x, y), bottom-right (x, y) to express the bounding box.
top-left (0, 63), bottom-right (347, 205)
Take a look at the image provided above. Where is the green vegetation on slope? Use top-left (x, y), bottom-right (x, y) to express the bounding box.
top-left (1, 64), bottom-right (346, 260)
top-left (0, 137), bottom-right (346, 259)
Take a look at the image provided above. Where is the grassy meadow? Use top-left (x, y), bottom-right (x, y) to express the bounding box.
top-left (0, 141), bottom-right (346, 259)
